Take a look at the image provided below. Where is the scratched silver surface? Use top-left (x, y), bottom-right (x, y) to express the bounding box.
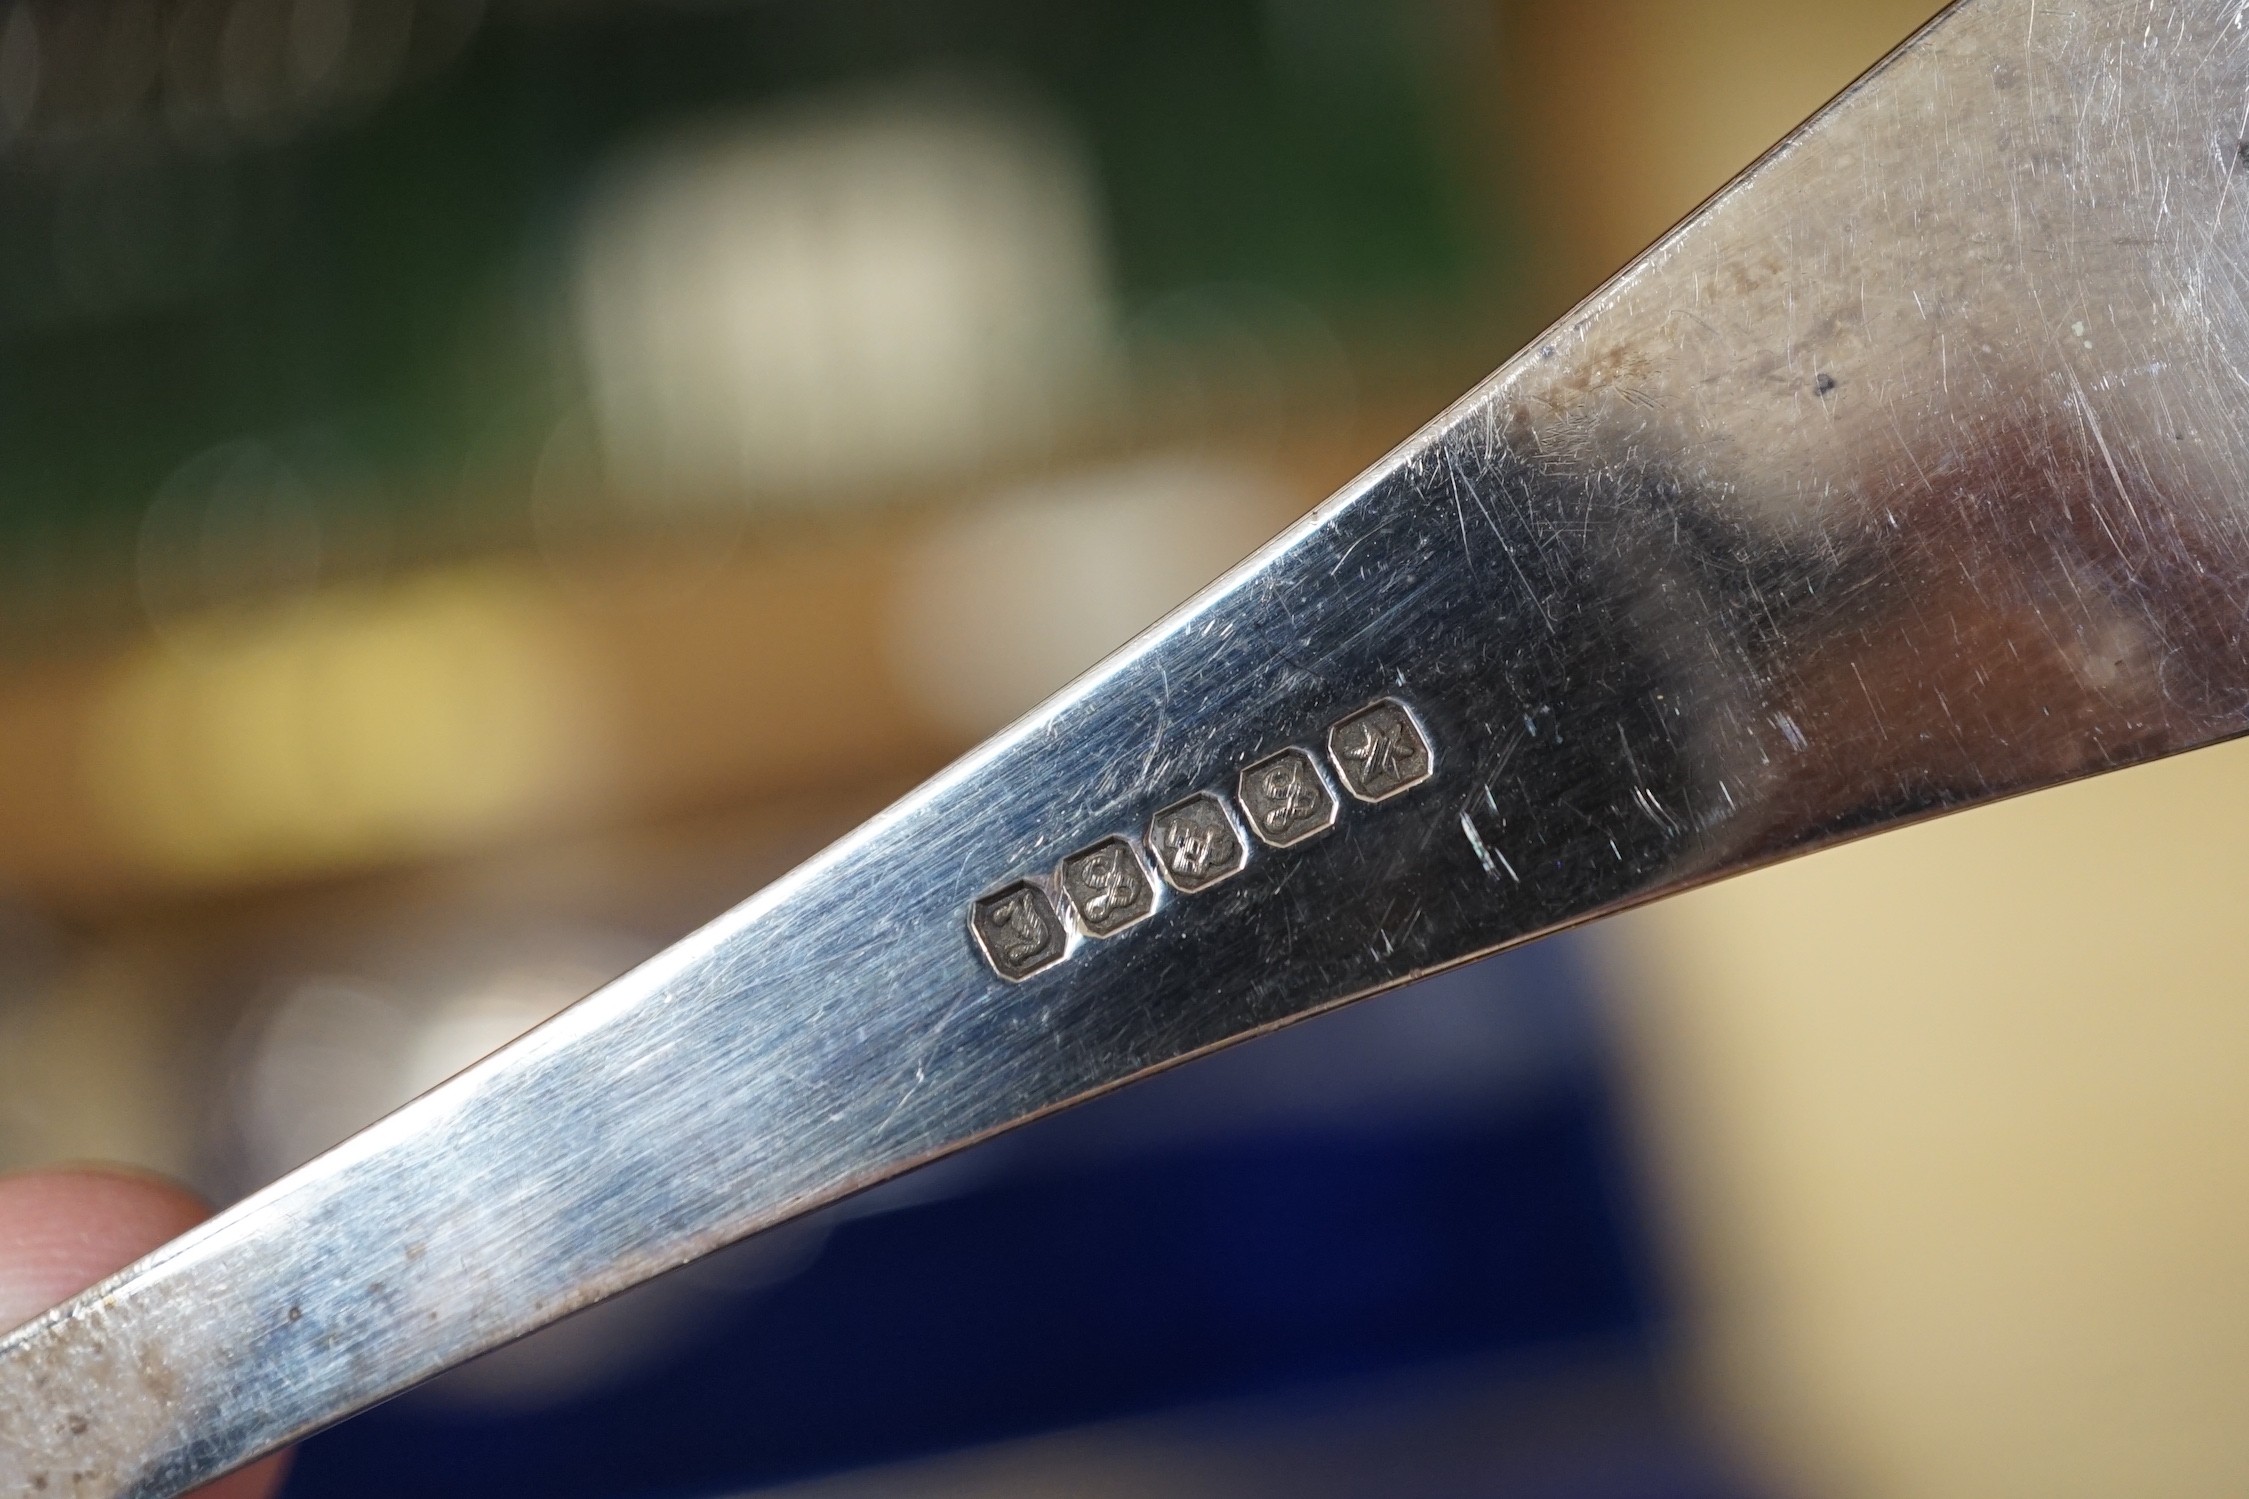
top-left (10, 0), bottom-right (2249, 1492)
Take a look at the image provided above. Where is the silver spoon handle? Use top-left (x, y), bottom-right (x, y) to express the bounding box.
top-left (10, 0), bottom-right (2249, 1492)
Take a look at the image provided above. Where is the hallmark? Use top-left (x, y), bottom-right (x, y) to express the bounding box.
top-left (1148, 792), bottom-right (1249, 894)
top-left (1327, 698), bottom-right (1434, 802)
top-left (1059, 837), bottom-right (1157, 937)
top-left (1236, 747), bottom-right (1339, 848)
top-left (970, 881), bottom-right (1066, 981)
top-left (971, 696), bottom-right (1436, 980)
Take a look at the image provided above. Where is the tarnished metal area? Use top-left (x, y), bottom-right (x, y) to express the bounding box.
top-left (10, 0), bottom-right (2249, 1492)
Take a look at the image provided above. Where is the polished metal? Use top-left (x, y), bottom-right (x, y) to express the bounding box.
top-left (10, 0), bottom-right (2249, 1491)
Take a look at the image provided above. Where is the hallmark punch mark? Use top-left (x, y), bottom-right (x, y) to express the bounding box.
top-left (969, 697), bottom-right (1435, 978)
top-left (1058, 838), bottom-right (1157, 937)
top-left (1236, 747), bottom-right (1339, 848)
top-left (1327, 698), bottom-right (1434, 802)
top-left (1147, 792), bottom-right (1249, 894)
top-left (970, 881), bottom-right (1066, 981)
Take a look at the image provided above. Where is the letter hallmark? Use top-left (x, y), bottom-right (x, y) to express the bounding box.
top-left (1236, 747), bottom-right (1339, 848)
top-left (1060, 838), bottom-right (1156, 938)
top-left (1148, 792), bottom-right (1249, 894)
top-left (971, 881), bottom-right (1066, 981)
top-left (1327, 698), bottom-right (1434, 802)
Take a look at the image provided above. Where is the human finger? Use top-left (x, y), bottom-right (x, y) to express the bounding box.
top-left (0, 1168), bottom-right (291, 1499)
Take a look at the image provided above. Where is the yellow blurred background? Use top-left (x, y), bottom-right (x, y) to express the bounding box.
top-left (7, 1), bottom-right (2248, 1495)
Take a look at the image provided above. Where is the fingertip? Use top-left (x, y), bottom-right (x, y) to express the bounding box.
top-left (0, 1166), bottom-right (212, 1333)
top-left (0, 1167), bottom-right (293, 1496)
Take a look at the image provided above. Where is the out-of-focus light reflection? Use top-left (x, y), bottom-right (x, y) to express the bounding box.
top-left (0, 0), bottom-right (466, 154)
top-left (137, 438), bottom-right (326, 628)
top-left (0, 3), bottom-right (37, 139)
top-left (236, 927), bottom-right (650, 1184)
top-left (573, 83), bottom-right (1114, 509)
top-left (0, 940), bottom-right (193, 1176)
top-left (1124, 283), bottom-right (1358, 458)
top-left (887, 455), bottom-right (1293, 739)
top-left (90, 571), bottom-right (601, 882)
top-left (239, 976), bottom-right (410, 1179)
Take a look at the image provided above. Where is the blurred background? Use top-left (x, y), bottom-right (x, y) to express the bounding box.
top-left (5, 1), bottom-right (2248, 1495)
